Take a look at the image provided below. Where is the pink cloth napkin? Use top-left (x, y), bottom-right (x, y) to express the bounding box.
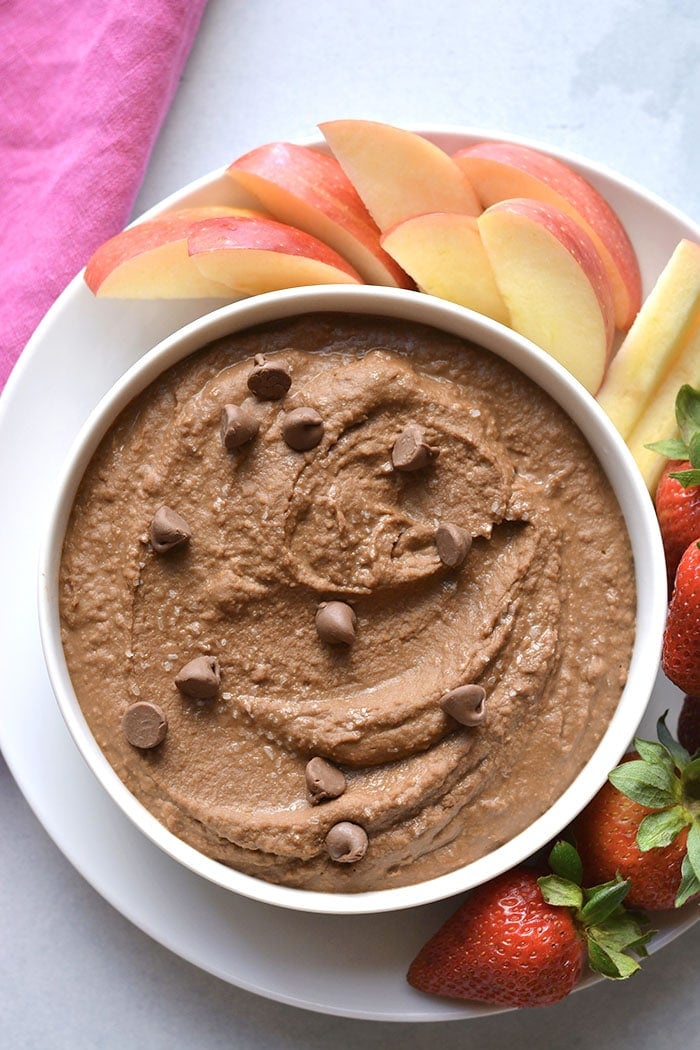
top-left (0, 0), bottom-right (209, 393)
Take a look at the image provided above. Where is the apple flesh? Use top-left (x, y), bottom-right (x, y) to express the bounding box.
top-left (380, 212), bottom-right (509, 324)
top-left (626, 320), bottom-right (700, 492)
top-left (453, 141), bottom-right (641, 331)
top-left (187, 214), bottom-right (364, 294)
top-left (320, 119), bottom-right (481, 232)
top-left (85, 207), bottom-right (263, 298)
top-left (595, 238), bottom-right (700, 490)
top-left (227, 141), bottom-right (412, 289)
top-left (478, 198), bottom-right (616, 394)
top-left (597, 238), bottom-right (700, 437)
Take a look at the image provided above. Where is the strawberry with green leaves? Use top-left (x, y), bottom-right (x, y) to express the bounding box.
top-left (407, 841), bottom-right (651, 1008)
top-left (646, 385), bottom-right (700, 693)
top-left (654, 464), bottom-right (700, 589)
top-left (647, 384), bottom-right (700, 587)
top-left (574, 714), bottom-right (700, 910)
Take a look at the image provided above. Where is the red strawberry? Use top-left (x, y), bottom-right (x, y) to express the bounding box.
top-left (408, 868), bottom-right (580, 1007)
top-left (573, 716), bottom-right (700, 911)
top-left (407, 843), bottom-right (650, 1007)
top-left (407, 869), bottom-right (584, 1007)
top-left (573, 756), bottom-right (688, 910)
top-left (646, 384), bottom-right (700, 589)
top-left (662, 539), bottom-right (700, 696)
top-left (677, 695), bottom-right (700, 755)
top-left (654, 460), bottom-right (700, 587)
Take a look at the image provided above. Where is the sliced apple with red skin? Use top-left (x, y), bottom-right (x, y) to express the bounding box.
top-left (226, 142), bottom-right (412, 289)
top-left (187, 214), bottom-right (363, 294)
top-left (84, 207), bottom-right (268, 298)
top-left (320, 119), bottom-right (481, 232)
top-left (453, 141), bottom-right (641, 331)
top-left (380, 212), bottom-right (509, 324)
top-left (478, 198), bottom-right (616, 394)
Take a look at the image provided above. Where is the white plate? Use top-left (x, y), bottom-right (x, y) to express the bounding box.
top-left (1, 128), bottom-right (698, 1021)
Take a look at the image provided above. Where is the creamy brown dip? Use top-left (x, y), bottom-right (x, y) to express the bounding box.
top-left (59, 313), bottom-right (636, 892)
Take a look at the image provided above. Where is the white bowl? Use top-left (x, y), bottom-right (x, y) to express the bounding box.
top-left (38, 283), bottom-right (667, 915)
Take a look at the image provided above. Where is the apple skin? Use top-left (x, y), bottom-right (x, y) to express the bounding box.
top-left (227, 142), bottom-right (412, 289)
top-left (478, 198), bottom-right (616, 394)
top-left (320, 119), bottom-right (481, 232)
top-left (453, 141), bottom-right (641, 331)
top-left (187, 214), bottom-right (364, 293)
top-left (85, 206), bottom-right (263, 298)
top-left (380, 212), bottom-right (509, 324)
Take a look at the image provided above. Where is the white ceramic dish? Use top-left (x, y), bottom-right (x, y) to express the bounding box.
top-left (39, 282), bottom-right (665, 915)
top-left (0, 126), bottom-right (697, 1018)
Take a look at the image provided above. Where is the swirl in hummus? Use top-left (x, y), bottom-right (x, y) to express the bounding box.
top-left (59, 314), bottom-right (636, 892)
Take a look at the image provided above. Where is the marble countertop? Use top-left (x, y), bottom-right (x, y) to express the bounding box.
top-left (2, 1), bottom-right (699, 1046)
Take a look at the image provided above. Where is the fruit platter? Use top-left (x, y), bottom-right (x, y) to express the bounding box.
top-left (2, 121), bottom-right (699, 1020)
top-left (83, 120), bottom-right (700, 497)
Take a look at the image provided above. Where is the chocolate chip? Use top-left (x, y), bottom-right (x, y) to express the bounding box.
top-left (435, 523), bottom-right (472, 568)
top-left (391, 423), bottom-right (439, 472)
top-left (440, 684), bottom-right (486, 726)
top-left (325, 821), bottom-right (368, 863)
top-left (175, 655), bottom-right (221, 700)
top-left (247, 354), bottom-right (292, 401)
top-left (282, 407), bottom-right (325, 451)
top-left (149, 506), bottom-right (192, 553)
top-left (305, 757), bottom-right (347, 804)
top-left (122, 701), bottom-right (168, 749)
top-left (221, 404), bottom-right (259, 450)
top-left (315, 601), bottom-right (357, 646)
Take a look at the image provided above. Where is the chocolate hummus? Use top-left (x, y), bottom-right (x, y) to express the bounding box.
top-left (59, 314), bottom-right (636, 892)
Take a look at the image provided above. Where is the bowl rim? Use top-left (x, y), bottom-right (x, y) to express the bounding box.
top-left (37, 283), bottom-right (667, 915)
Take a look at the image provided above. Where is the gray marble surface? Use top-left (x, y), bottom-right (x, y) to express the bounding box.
top-left (2, 1), bottom-right (699, 1046)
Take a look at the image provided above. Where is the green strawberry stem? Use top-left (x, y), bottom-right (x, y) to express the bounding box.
top-left (607, 712), bottom-right (700, 906)
top-left (538, 841), bottom-right (653, 979)
top-left (645, 384), bottom-right (700, 487)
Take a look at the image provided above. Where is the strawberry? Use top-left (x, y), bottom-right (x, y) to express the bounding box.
top-left (574, 757), bottom-right (688, 909)
top-left (654, 460), bottom-right (700, 587)
top-left (646, 384), bottom-right (700, 587)
top-left (677, 695), bottom-right (700, 756)
top-left (573, 715), bottom-right (700, 910)
top-left (407, 842), bottom-right (651, 1008)
top-left (662, 539), bottom-right (700, 696)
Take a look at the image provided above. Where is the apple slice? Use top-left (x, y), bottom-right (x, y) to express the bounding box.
top-left (187, 214), bottom-right (363, 294)
top-left (320, 119), bottom-right (481, 232)
top-left (597, 239), bottom-right (700, 438)
top-left (85, 207), bottom-right (264, 298)
top-left (380, 212), bottom-right (509, 324)
top-left (626, 319), bottom-right (700, 492)
top-left (478, 199), bottom-right (616, 394)
top-left (595, 238), bottom-right (700, 491)
top-left (226, 142), bottom-right (412, 289)
top-left (453, 141), bottom-right (641, 331)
